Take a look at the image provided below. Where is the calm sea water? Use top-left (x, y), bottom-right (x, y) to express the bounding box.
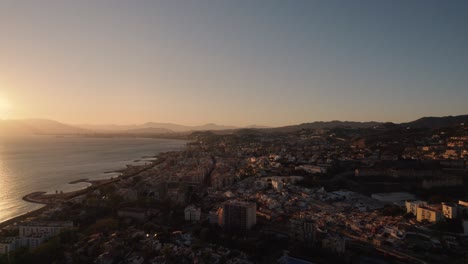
top-left (0, 136), bottom-right (187, 223)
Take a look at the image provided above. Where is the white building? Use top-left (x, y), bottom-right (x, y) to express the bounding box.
top-left (0, 237), bottom-right (20, 254)
top-left (0, 221), bottom-right (73, 254)
top-left (184, 205), bottom-right (201, 222)
top-left (20, 233), bottom-right (47, 250)
top-left (19, 221), bottom-right (73, 237)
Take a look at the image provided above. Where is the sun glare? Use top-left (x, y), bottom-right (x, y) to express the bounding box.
top-left (0, 96), bottom-right (11, 118)
top-left (0, 96), bottom-right (10, 110)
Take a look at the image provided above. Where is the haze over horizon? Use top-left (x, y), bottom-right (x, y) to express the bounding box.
top-left (1, 1), bottom-right (467, 127)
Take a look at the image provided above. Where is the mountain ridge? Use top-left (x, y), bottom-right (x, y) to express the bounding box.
top-left (0, 119), bottom-right (87, 135)
top-left (401, 115), bottom-right (468, 128)
top-left (1, 114), bottom-right (466, 135)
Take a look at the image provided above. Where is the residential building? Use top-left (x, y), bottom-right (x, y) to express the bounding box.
top-left (184, 205), bottom-right (201, 222)
top-left (0, 221), bottom-right (74, 254)
top-left (442, 203), bottom-right (458, 219)
top-left (209, 207), bottom-right (224, 226)
top-left (223, 200), bottom-right (256, 230)
top-left (405, 200), bottom-right (427, 216)
top-left (19, 221), bottom-right (73, 237)
top-left (0, 237), bottom-right (20, 254)
top-left (416, 206), bottom-right (443, 223)
top-left (290, 214), bottom-right (315, 244)
top-left (322, 234), bottom-right (346, 254)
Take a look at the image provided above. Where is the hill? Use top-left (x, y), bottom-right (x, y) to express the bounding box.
top-left (401, 115), bottom-right (468, 128)
top-left (125, 127), bottom-right (174, 134)
top-left (262, 121), bottom-right (382, 133)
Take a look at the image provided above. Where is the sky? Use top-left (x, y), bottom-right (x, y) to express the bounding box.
top-left (0, 0), bottom-right (467, 126)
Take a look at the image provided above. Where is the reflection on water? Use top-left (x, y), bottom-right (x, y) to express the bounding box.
top-left (0, 136), bottom-right (186, 223)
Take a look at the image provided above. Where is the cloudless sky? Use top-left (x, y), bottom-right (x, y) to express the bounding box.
top-left (0, 0), bottom-right (467, 126)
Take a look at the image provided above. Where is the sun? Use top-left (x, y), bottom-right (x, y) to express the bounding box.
top-left (0, 96), bottom-right (11, 110)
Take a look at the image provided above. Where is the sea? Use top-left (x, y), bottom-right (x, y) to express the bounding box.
top-left (0, 135), bottom-right (187, 223)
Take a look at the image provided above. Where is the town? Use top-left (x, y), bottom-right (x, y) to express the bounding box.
top-left (1, 122), bottom-right (468, 264)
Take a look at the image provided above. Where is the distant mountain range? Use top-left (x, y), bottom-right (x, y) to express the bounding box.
top-left (0, 114), bottom-right (466, 136)
top-left (78, 122), bottom-right (240, 133)
top-left (0, 119), bottom-right (86, 135)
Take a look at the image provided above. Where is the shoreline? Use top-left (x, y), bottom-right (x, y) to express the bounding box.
top-left (0, 153), bottom-right (170, 229)
top-left (1, 178), bottom-right (120, 229)
top-left (0, 204), bottom-right (50, 229)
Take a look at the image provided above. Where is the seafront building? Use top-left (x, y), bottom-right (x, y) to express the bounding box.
top-left (19, 221), bottom-right (73, 237)
top-left (0, 221), bottom-right (73, 254)
top-left (0, 237), bottom-right (20, 254)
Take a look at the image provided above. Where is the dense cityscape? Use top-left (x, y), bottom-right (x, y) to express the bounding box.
top-left (1, 119), bottom-right (467, 264)
top-left (1, 1), bottom-right (468, 263)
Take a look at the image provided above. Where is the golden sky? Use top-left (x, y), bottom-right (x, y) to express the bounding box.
top-left (1, 1), bottom-right (467, 126)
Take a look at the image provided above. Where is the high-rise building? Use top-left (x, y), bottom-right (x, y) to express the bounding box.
top-left (290, 213), bottom-right (316, 244)
top-left (416, 206), bottom-right (443, 223)
top-left (222, 200), bottom-right (256, 230)
top-left (405, 200), bottom-right (426, 215)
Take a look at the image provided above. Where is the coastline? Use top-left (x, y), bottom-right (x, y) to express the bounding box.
top-left (22, 178), bottom-right (113, 204)
top-left (0, 204), bottom-right (50, 229)
top-left (0, 179), bottom-right (121, 229)
top-left (0, 152), bottom-right (170, 229)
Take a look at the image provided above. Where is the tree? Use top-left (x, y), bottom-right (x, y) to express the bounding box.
top-left (143, 222), bottom-right (157, 233)
top-left (86, 218), bottom-right (118, 235)
top-left (59, 228), bottom-right (79, 244)
top-left (30, 237), bottom-right (62, 264)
